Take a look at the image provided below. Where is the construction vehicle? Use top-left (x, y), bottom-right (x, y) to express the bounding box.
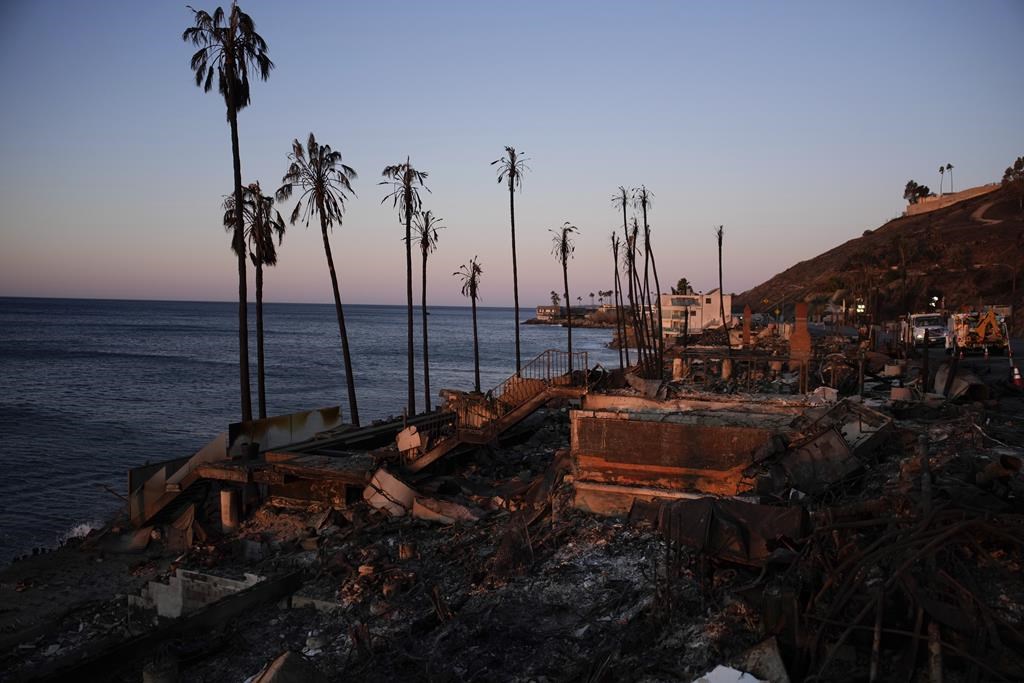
top-left (946, 310), bottom-right (1009, 354)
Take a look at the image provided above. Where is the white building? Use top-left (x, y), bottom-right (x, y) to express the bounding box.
top-left (659, 289), bottom-right (734, 337)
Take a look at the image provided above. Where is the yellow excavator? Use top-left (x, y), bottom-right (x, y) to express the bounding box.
top-left (947, 310), bottom-right (1009, 354)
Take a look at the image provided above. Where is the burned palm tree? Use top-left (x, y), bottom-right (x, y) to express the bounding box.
top-left (626, 216), bottom-right (654, 373)
top-left (223, 182), bottom-right (285, 419)
top-left (491, 146), bottom-right (529, 373)
top-left (551, 223), bottom-right (579, 373)
top-left (633, 185), bottom-right (663, 373)
top-left (612, 187), bottom-right (634, 327)
top-left (276, 133), bottom-right (360, 426)
top-left (413, 210), bottom-right (444, 412)
top-left (610, 233), bottom-right (626, 368)
top-left (716, 225), bottom-right (727, 329)
top-left (454, 257), bottom-right (484, 393)
top-left (183, 3), bottom-right (273, 422)
top-left (381, 158), bottom-right (430, 417)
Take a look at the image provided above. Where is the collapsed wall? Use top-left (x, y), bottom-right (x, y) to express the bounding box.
top-left (571, 393), bottom-right (892, 516)
top-left (571, 394), bottom-right (804, 515)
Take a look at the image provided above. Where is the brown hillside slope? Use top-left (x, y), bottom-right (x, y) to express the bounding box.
top-left (735, 186), bottom-right (1024, 332)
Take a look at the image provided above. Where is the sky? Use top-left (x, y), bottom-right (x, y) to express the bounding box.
top-left (0, 1), bottom-right (1021, 306)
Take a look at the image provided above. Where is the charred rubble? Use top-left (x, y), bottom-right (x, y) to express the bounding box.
top-left (2, 319), bottom-right (1023, 682)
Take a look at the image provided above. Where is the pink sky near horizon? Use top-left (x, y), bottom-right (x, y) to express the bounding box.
top-left (1, 1), bottom-right (1021, 307)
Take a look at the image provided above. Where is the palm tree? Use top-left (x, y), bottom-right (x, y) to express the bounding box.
top-left (381, 158), bottom-right (430, 417)
top-left (276, 133), bottom-right (360, 426)
top-left (946, 163), bottom-right (954, 193)
top-left (551, 223), bottom-right (579, 373)
top-left (550, 291), bottom-right (560, 307)
top-left (939, 165), bottom-right (945, 196)
top-left (223, 182), bottom-right (285, 420)
top-left (611, 187), bottom-right (633, 329)
top-left (184, 3), bottom-right (273, 422)
top-left (589, 292), bottom-right (595, 308)
top-left (491, 146), bottom-right (529, 373)
top-left (715, 225), bottom-right (726, 329)
top-left (454, 258), bottom-right (483, 393)
top-left (633, 185), bottom-right (663, 372)
top-left (413, 210), bottom-right (444, 412)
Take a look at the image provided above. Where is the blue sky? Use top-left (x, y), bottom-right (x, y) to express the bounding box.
top-left (1, 0), bottom-right (1021, 306)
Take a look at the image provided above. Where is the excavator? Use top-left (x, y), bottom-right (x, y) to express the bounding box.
top-left (946, 309), bottom-right (1010, 354)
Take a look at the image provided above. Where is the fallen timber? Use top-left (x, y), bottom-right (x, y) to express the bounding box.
top-left (129, 349), bottom-right (591, 528)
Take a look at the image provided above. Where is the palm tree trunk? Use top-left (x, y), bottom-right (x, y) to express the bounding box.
top-left (631, 257), bottom-right (653, 376)
top-left (471, 294), bottom-right (481, 393)
top-left (640, 201), bottom-right (663, 372)
top-left (405, 202), bottom-right (416, 416)
top-left (620, 203), bottom-right (633, 368)
top-left (648, 242), bottom-right (664, 373)
top-left (318, 210), bottom-right (360, 427)
top-left (255, 261), bottom-right (266, 420)
top-left (509, 188), bottom-right (521, 374)
top-left (421, 250), bottom-right (431, 412)
top-left (227, 103), bottom-right (252, 423)
top-left (612, 257), bottom-right (624, 368)
top-left (718, 232), bottom-right (726, 330)
top-left (563, 262), bottom-right (573, 374)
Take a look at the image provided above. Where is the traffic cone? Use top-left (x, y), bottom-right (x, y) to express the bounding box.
top-left (1012, 366), bottom-right (1023, 388)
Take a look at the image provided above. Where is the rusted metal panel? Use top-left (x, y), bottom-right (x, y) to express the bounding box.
top-left (631, 497), bottom-right (808, 566)
top-left (779, 399), bottom-right (893, 493)
top-left (228, 406), bottom-right (344, 457)
top-left (572, 414), bottom-right (772, 500)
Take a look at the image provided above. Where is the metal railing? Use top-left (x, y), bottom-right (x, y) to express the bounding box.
top-left (455, 349), bottom-right (589, 436)
top-left (410, 409), bottom-right (458, 448)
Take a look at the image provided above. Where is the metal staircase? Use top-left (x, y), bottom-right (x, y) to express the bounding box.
top-left (403, 349), bottom-right (590, 472)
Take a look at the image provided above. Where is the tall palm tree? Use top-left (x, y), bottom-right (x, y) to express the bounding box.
top-left (715, 225), bottom-right (727, 329)
top-left (550, 291), bottom-right (560, 307)
top-left (223, 182), bottom-right (285, 420)
top-left (491, 146), bottom-right (529, 373)
top-left (381, 158), bottom-right (430, 417)
top-left (276, 133), bottom-right (360, 427)
top-left (413, 210), bottom-right (444, 412)
top-left (551, 223), bottom-right (579, 373)
top-left (184, 3), bottom-right (273, 422)
top-left (938, 165), bottom-right (945, 196)
top-left (589, 292), bottom-right (595, 308)
top-left (946, 163), bottom-right (954, 193)
top-left (454, 258), bottom-right (484, 393)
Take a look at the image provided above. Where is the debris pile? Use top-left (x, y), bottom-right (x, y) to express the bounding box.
top-left (3, 344), bottom-right (1023, 682)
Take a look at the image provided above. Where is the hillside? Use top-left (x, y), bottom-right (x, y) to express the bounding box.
top-left (735, 185), bottom-right (1024, 332)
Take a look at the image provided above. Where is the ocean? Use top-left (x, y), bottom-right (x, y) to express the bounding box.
top-left (0, 297), bottom-right (618, 564)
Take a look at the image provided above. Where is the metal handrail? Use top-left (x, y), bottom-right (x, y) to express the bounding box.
top-left (456, 349), bottom-right (589, 433)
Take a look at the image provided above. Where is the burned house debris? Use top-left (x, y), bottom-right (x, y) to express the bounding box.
top-left (2, 329), bottom-right (1023, 682)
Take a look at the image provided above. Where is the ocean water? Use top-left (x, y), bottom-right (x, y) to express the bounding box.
top-left (0, 297), bottom-right (618, 563)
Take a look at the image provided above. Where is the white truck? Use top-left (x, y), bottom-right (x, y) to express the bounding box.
top-left (904, 313), bottom-right (947, 348)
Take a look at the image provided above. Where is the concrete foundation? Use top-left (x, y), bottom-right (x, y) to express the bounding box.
top-left (129, 569), bottom-right (263, 619)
